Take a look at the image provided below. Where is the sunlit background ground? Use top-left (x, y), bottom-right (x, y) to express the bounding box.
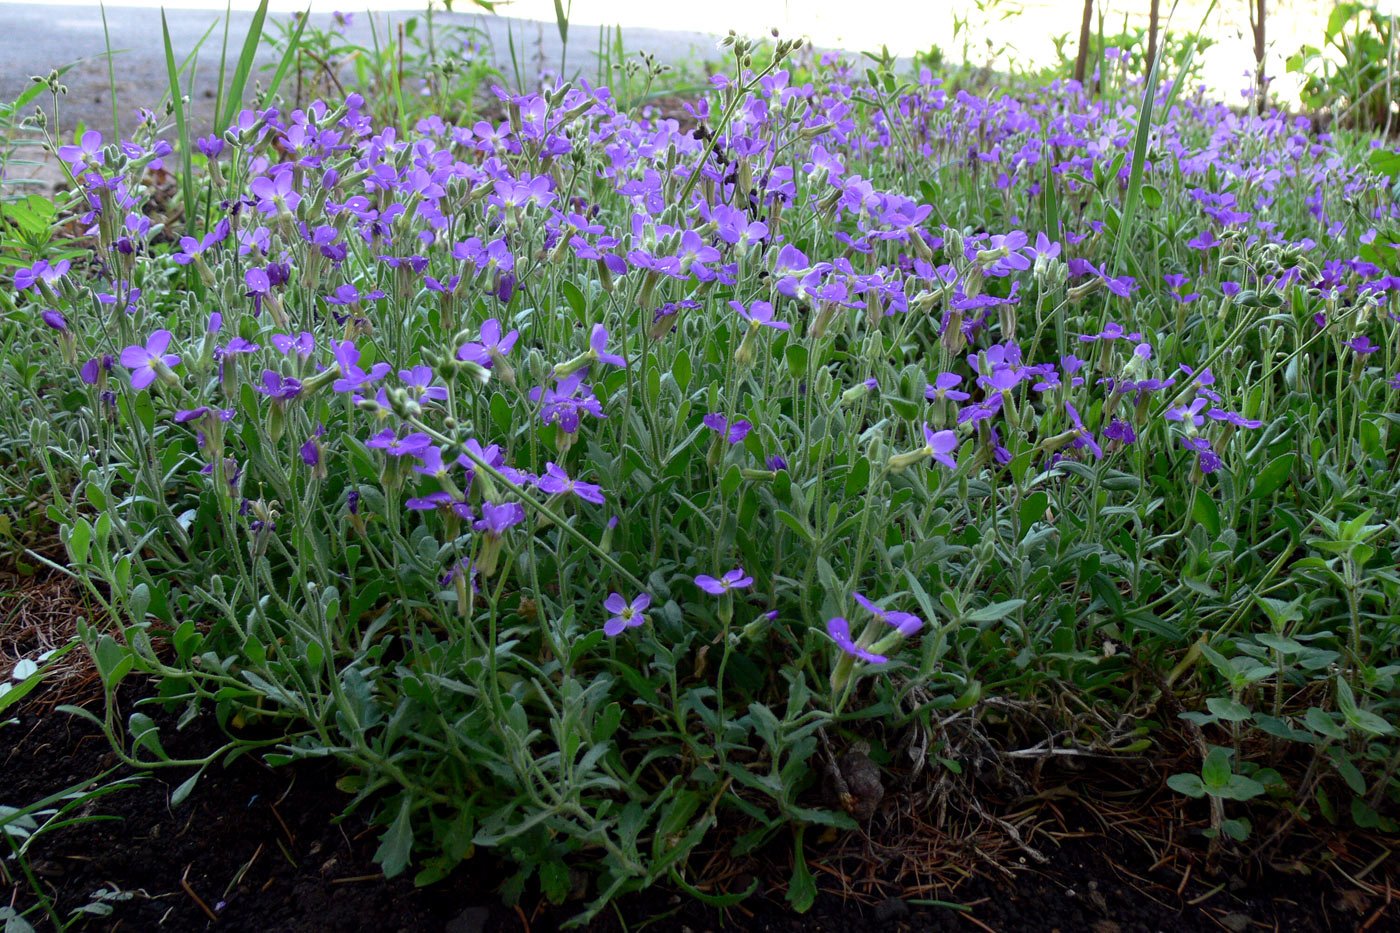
top-left (2, 0), bottom-right (1392, 105)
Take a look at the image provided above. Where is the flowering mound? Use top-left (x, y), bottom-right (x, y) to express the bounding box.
top-left (11, 32), bottom-right (1400, 920)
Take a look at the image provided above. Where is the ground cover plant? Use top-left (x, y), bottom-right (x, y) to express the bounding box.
top-left (3, 8), bottom-right (1400, 928)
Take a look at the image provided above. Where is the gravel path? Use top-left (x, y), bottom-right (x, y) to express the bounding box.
top-left (0, 2), bottom-right (722, 186)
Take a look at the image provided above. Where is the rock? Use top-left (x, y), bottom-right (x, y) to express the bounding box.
top-left (843, 754), bottom-right (885, 819)
top-left (874, 896), bottom-right (909, 921)
top-left (1219, 913), bottom-right (1252, 933)
top-left (444, 906), bottom-right (490, 933)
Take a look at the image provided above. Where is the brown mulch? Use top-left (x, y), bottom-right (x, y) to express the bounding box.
top-left (1, 576), bottom-right (1397, 931)
top-left (0, 570), bottom-right (103, 711)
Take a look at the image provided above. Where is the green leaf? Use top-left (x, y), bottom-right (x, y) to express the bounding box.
top-left (490, 392), bottom-right (513, 434)
top-left (1141, 184), bottom-right (1162, 209)
top-left (374, 796), bottom-right (415, 878)
top-left (1191, 493), bottom-right (1221, 537)
top-left (775, 510), bottom-right (815, 543)
top-left (1305, 707), bottom-right (1345, 740)
top-left (673, 349), bottom-right (692, 392)
top-left (66, 519), bottom-right (93, 566)
top-left (721, 464), bottom-right (742, 498)
top-left (170, 769), bottom-right (201, 806)
top-left (1349, 708), bottom-right (1396, 737)
top-left (1218, 774), bottom-right (1265, 801)
top-left (561, 280), bottom-right (586, 323)
top-left (1352, 797), bottom-right (1383, 829)
top-left (786, 827), bottom-right (817, 913)
top-left (843, 456), bottom-right (870, 498)
top-left (1201, 746), bottom-right (1232, 787)
top-left (1326, 2), bottom-right (1355, 40)
top-left (540, 857), bottom-right (570, 904)
top-left (1042, 146), bottom-right (1060, 242)
top-left (1250, 453), bottom-right (1295, 500)
top-left (1255, 632), bottom-right (1303, 655)
top-left (1335, 677), bottom-right (1359, 718)
top-left (1220, 817), bottom-right (1251, 841)
top-left (1166, 773), bottom-right (1206, 798)
top-left (594, 701), bottom-right (622, 743)
top-left (784, 344), bottom-right (808, 382)
top-left (1368, 148), bottom-right (1400, 182)
top-left (1333, 756), bottom-right (1366, 795)
top-left (966, 599), bottom-right (1025, 623)
top-left (1018, 491), bottom-right (1048, 540)
top-left (1206, 697), bottom-right (1251, 722)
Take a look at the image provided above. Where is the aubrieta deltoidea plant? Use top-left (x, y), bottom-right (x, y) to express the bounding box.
top-left (4, 18), bottom-right (1400, 923)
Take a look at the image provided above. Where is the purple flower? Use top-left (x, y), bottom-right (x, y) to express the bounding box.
top-left (1347, 335), bottom-right (1379, 355)
top-left (366, 429), bottom-right (432, 457)
top-left (1077, 321), bottom-right (1141, 343)
top-left (826, 617), bottom-right (888, 664)
top-left (1207, 408), bottom-right (1263, 429)
top-left (922, 423), bottom-right (957, 468)
top-left (300, 434), bottom-right (322, 467)
top-left (730, 299), bottom-right (790, 331)
top-left (57, 130), bottom-right (104, 170)
top-left (1182, 436), bottom-right (1221, 474)
top-left (221, 337), bottom-right (260, 356)
top-left (405, 491), bottom-right (453, 511)
top-left (703, 413), bottom-right (752, 444)
top-left (852, 592), bottom-right (923, 636)
top-left (119, 330), bottom-right (181, 389)
top-left (272, 332), bottom-right (315, 358)
top-left (399, 365), bottom-right (448, 402)
top-left (475, 500), bottom-right (526, 536)
top-left (1103, 418), bottom-right (1137, 444)
top-left (603, 592), bottom-right (651, 636)
top-left (325, 284), bottom-right (385, 306)
top-left (245, 266), bottom-right (271, 297)
top-left (249, 171), bottom-right (301, 215)
top-left (766, 454), bottom-right (788, 472)
top-left (590, 324), bottom-right (626, 368)
top-left (174, 406), bottom-right (235, 424)
top-left (80, 357), bottom-right (103, 384)
top-left (14, 259), bottom-right (70, 292)
top-left (695, 568), bottom-right (754, 595)
top-left (925, 372), bottom-right (971, 402)
top-left (1027, 232), bottom-right (1061, 262)
top-left (536, 462), bottom-right (606, 505)
top-left (41, 309), bottom-right (68, 332)
top-left (1165, 397), bottom-right (1208, 427)
top-left (196, 134), bottom-right (224, 160)
top-left (529, 371), bottom-right (605, 434)
top-left (440, 557), bottom-right (478, 590)
top-left (1064, 402), bottom-right (1103, 459)
top-left (457, 317), bottom-right (520, 366)
top-left (257, 370), bottom-right (303, 401)
top-left (331, 339), bottom-right (391, 394)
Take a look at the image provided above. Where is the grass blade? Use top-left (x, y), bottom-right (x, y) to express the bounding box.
top-left (262, 7), bottom-right (310, 106)
top-left (220, 0), bottom-right (270, 132)
top-left (161, 10), bottom-right (198, 232)
top-left (1042, 135), bottom-right (1060, 244)
top-left (213, 0), bottom-right (233, 142)
top-left (1161, 0), bottom-right (1220, 120)
top-left (1109, 3), bottom-right (1178, 278)
top-left (100, 1), bottom-right (121, 138)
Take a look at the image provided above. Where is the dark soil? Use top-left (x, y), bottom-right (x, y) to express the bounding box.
top-left (2, 678), bottom-right (1395, 933)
